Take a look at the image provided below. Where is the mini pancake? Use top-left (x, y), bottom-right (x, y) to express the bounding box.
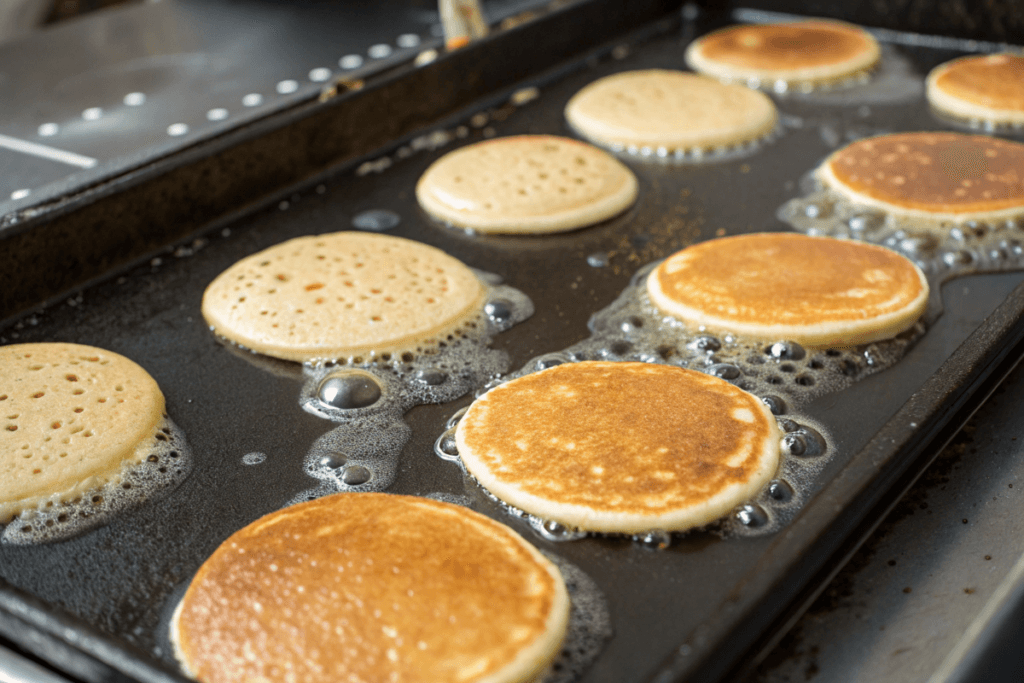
top-left (202, 232), bottom-right (487, 363)
top-left (647, 233), bottom-right (929, 349)
top-left (455, 361), bottom-right (781, 534)
top-left (816, 132), bottom-right (1024, 223)
top-left (927, 53), bottom-right (1024, 126)
top-left (685, 20), bottom-right (880, 88)
top-left (415, 135), bottom-right (638, 234)
top-left (0, 343), bottom-right (165, 523)
top-left (564, 70), bottom-right (778, 153)
top-left (170, 492), bottom-right (570, 683)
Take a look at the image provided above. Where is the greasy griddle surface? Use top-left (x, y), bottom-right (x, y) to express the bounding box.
top-left (2, 20), bottom-right (1023, 683)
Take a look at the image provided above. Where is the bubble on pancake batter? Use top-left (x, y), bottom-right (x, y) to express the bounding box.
top-left (2, 417), bottom-right (193, 544)
top-left (317, 371), bottom-right (383, 410)
top-left (779, 169), bottom-right (1024, 282)
top-left (597, 121), bottom-right (785, 165)
top-left (635, 529), bottom-right (672, 551)
top-left (734, 503), bottom-right (770, 528)
top-left (434, 427), bottom-right (461, 463)
top-left (242, 452), bottom-right (267, 466)
top-left (435, 261), bottom-right (846, 540)
top-left (439, 406), bottom-right (825, 542)
top-left (301, 415), bottom-right (409, 494)
top-left (722, 415), bottom-right (832, 538)
top-left (569, 261), bottom-right (925, 407)
top-left (297, 273), bottom-right (533, 497)
top-left (530, 517), bottom-right (587, 543)
top-left (767, 479), bottom-right (795, 503)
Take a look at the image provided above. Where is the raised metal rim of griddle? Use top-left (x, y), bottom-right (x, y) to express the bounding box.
top-left (2, 2), bottom-right (1024, 683)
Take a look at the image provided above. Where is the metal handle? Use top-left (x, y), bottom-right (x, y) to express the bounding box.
top-left (438, 0), bottom-right (488, 49)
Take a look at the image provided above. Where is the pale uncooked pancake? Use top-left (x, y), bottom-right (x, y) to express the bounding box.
top-left (171, 493), bottom-right (570, 683)
top-left (415, 135), bottom-right (638, 234)
top-left (455, 361), bottom-right (781, 534)
top-left (0, 343), bottom-right (165, 523)
top-left (927, 53), bottom-right (1024, 126)
top-left (564, 70), bottom-right (778, 152)
top-left (647, 233), bottom-right (928, 349)
top-left (685, 20), bottom-right (880, 88)
top-left (817, 132), bottom-right (1024, 223)
top-left (202, 232), bottom-right (487, 363)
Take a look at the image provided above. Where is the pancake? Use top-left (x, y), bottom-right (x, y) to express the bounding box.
top-left (685, 20), bottom-right (880, 89)
top-left (170, 492), bottom-right (570, 683)
top-left (415, 135), bottom-right (638, 234)
top-left (817, 132), bottom-right (1024, 223)
top-left (455, 361), bottom-right (781, 534)
top-left (0, 343), bottom-right (165, 523)
top-left (201, 232), bottom-right (487, 363)
top-left (647, 233), bottom-right (929, 349)
top-left (564, 70), bottom-right (778, 153)
top-left (927, 53), bottom-right (1024, 126)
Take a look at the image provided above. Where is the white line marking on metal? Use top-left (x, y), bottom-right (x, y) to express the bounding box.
top-left (0, 133), bottom-right (97, 168)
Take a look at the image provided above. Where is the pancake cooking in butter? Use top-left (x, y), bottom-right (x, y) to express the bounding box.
top-left (647, 233), bottom-right (928, 349)
top-left (171, 492), bottom-right (570, 683)
top-left (455, 361), bottom-right (781, 534)
top-left (202, 232), bottom-right (487, 363)
top-left (817, 132), bottom-right (1024, 224)
top-left (927, 53), bottom-right (1024, 127)
top-left (685, 20), bottom-right (880, 89)
top-left (0, 343), bottom-right (165, 523)
top-left (564, 70), bottom-right (778, 154)
top-left (416, 135), bottom-right (638, 234)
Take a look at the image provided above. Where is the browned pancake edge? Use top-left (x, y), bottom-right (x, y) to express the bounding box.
top-left (170, 493), bottom-right (570, 683)
top-left (927, 54), bottom-right (1024, 124)
top-left (456, 361), bottom-right (781, 534)
top-left (819, 132), bottom-right (1024, 221)
top-left (686, 20), bottom-right (880, 84)
top-left (646, 233), bottom-right (929, 349)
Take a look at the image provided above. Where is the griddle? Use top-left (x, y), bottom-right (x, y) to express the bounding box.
top-left (3, 2), bottom-right (1024, 682)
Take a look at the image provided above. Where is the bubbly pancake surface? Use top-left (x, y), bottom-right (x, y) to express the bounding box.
top-left (927, 54), bottom-right (1024, 124)
top-left (647, 233), bottom-right (929, 349)
top-left (685, 20), bottom-right (880, 84)
top-left (455, 361), bottom-right (781, 534)
top-left (415, 135), bottom-right (638, 234)
top-left (818, 132), bottom-right (1024, 219)
top-left (564, 70), bottom-right (778, 151)
top-left (171, 493), bottom-right (569, 683)
top-left (0, 343), bottom-right (165, 522)
top-left (201, 232), bottom-right (486, 363)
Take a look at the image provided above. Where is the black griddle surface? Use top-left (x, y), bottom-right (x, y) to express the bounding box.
top-left (2, 15), bottom-right (1024, 683)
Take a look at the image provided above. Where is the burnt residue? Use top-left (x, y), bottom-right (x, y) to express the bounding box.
top-left (742, 407), bottom-right (986, 682)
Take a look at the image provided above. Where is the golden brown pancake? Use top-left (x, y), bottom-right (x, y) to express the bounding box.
top-left (455, 361), bottom-right (781, 534)
top-left (647, 233), bottom-right (929, 349)
top-left (817, 132), bottom-right (1024, 222)
top-left (564, 70), bottom-right (778, 153)
top-left (201, 232), bottom-right (487, 363)
top-left (171, 493), bottom-right (570, 683)
top-left (927, 53), bottom-right (1024, 126)
top-left (415, 135), bottom-right (638, 234)
top-left (0, 343), bottom-right (165, 522)
top-left (685, 20), bottom-right (880, 88)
